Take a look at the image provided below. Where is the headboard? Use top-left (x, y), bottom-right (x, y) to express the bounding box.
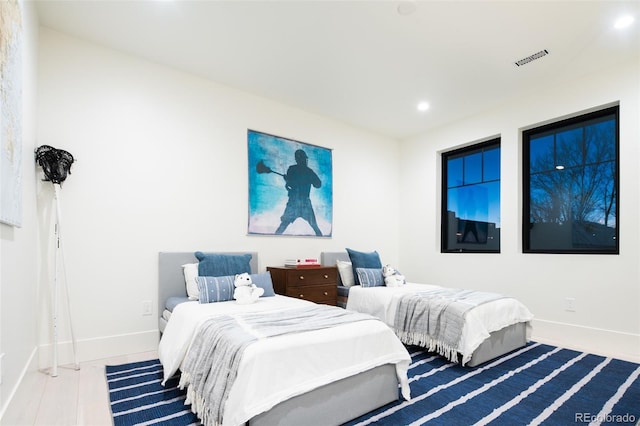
top-left (158, 251), bottom-right (259, 317)
top-left (320, 252), bottom-right (350, 286)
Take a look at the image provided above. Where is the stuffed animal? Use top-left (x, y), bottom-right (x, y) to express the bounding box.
top-left (233, 273), bottom-right (264, 304)
top-left (382, 264), bottom-right (406, 287)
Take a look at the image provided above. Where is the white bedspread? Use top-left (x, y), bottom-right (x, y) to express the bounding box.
top-left (346, 283), bottom-right (534, 365)
top-left (158, 295), bottom-right (411, 425)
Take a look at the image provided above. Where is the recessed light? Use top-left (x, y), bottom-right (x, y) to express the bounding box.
top-left (417, 101), bottom-right (429, 112)
top-left (614, 15), bottom-right (634, 29)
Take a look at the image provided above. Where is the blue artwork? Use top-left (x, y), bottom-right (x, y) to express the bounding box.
top-left (248, 129), bottom-right (332, 237)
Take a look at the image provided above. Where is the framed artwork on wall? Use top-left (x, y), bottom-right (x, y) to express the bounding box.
top-left (247, 129), bottom-right (332, 237)
top-left (0, 0), bottom-right (23, 227)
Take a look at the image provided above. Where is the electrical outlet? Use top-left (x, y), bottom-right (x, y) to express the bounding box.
top-left (142, 300), bottom-right (153, 316)
top-left (564, 297), bottom-right (576, 312)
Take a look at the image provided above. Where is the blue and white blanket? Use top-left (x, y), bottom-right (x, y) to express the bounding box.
top-left (394, 288), bottom-right (506, 363)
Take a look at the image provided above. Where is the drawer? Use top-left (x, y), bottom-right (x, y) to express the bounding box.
top-left (286, 284), bottom-right (337, 301)
top-left (285, 268), bottom-right (337, 286)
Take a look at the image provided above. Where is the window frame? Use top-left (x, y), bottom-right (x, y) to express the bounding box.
top-left (522, 106), bottom-right (619, 254)
top-left (441, 138), bottom-right (501, 254)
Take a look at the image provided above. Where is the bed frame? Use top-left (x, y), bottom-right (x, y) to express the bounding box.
top-left (158, 251), bottom-right (401, 425)
top-left (321, 251), bottom-right (527, 367)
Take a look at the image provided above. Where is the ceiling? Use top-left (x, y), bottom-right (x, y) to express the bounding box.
top-left (34, 0), bottom-right (639, 140)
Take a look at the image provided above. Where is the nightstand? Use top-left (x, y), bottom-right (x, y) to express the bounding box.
top-left (267, 266), bottom-right (337, 306)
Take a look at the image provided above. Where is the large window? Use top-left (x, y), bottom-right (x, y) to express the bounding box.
top-left (442, 139), bottom-right (500, 253)
top-left (523, 106), bottom-right (619, 254)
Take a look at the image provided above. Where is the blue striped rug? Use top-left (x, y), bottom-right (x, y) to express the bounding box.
top-left (106, 359), bottom-right (200, 426)
top-left (106, 343), bottom-right (640, 426)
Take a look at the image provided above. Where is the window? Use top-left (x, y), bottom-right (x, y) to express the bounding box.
top-left (442, 139), bottom-right (500, 253)
top-left (523, 106), bottom-right (619, 254)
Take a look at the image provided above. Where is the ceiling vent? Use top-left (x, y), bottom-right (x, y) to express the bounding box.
top-left (514, 49), bottom-right (549, 67)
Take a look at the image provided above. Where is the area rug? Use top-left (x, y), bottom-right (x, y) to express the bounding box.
top-left (106, 343), bottom-right (640, 426)
top-left (105, 359), bottom-right (199, 426)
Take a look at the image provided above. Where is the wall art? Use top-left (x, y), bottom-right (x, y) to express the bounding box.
top-left (0, 0), bottom-right (23, 227)
top-left (248, 129), bottom-right (332, 237)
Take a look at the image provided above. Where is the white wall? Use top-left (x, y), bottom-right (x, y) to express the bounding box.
top-left (0, 0), bottom-right (40, 420)
top-left (399, 58), bottom-right (640, 362)
top-left (35, 28), bottom-right (401, 364)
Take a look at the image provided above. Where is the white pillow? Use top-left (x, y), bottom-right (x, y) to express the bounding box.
top-left (182, 263), bottom-right (199, 300)
top-left (336, 260), bottom-right (355, 287)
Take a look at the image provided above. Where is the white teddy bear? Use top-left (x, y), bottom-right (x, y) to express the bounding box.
top-left (382, 264), bottom-right (406, 287)
top-left (233, 273), bottom-right (264, 304)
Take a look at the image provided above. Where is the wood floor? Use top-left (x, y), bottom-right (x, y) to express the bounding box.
top-left (2, 351), bottom-right (158, 426)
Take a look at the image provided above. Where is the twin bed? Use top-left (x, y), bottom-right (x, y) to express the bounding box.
top-left (157, 252), bottom-right (411, 426)
top-left (320, 251), bottom-right (533, 367)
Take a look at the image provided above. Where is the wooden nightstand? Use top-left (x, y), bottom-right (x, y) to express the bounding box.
top-left (267, 266), bottom-right (337, 306)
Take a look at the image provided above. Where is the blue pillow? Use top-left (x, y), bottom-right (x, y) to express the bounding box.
top-left (356, 268), bottom-right (384, 288)
top-left (346, 248), bottom-right (382, 285)
top-left (195, 252), bottom-right (252, 277)
top-left (196, 276), bottom-right (235, 303)
top-left (251, 272), bottom-right (275, 297)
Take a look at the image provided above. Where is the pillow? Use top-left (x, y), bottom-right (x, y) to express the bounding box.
top-left (182, 263), bottom-right (199, 300)
top-left (346, 248), bottom-right (382, 285)
top-left (195, 252), bottom-right (252, 277)
top-left (196, 275), bottom-right (235, 303)
top-left (336, 260), bottom-right (355, 287)
top-left (356, 267), bottom-right (384, 288)
top-left (251, 272), bottom-right (275, 297)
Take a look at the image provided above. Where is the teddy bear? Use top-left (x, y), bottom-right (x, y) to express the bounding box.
top-left (382, 264), bottom-right (406, 287)
top-left (233, 272), bottom-right (264, 304)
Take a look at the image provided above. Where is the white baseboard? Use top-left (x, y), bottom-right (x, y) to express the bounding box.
top-left (37, 329), bottom-right (160, 368)
top-left (0, 347), bottom-right (39, 425)
top-left (1, 330), bottom-right (159, 425)
top-left (531, 319), bottom-right (640, 363)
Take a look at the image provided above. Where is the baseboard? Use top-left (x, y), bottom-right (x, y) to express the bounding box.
top-left (2, 330), bottom-right (159, 424)
top-left (531, 319), bottom-right (640, 363)
top-left (37, 329), bottom-right (160, 368)
top-left (0, 347), bottom-right (38, 425)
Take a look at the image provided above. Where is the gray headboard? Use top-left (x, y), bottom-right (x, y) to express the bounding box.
top-left (320, 252), bottom-right (350, 286)
top-left (158, 251), bottom-right (259, 317)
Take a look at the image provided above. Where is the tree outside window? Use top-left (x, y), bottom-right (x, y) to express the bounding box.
top-left (523, 106), bottom-right (619, 254)
top-left (442, 139), bottom-right (501, 253)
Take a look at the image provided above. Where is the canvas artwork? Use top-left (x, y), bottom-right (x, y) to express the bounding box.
top-left (0, 0), bottom-right (23, 227)
top-left (248, 129), bottom-right (332, 237)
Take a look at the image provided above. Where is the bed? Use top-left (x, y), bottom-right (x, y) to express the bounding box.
top-left (157, 251), bottom-right (411, 426)
top-left (321, 251), bottom-right (534, 367)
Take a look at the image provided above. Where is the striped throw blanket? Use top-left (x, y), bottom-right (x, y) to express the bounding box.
top-left (393, 288), bottom-right (506, 364)
top-left (179, 305), bottom-right (375, 426)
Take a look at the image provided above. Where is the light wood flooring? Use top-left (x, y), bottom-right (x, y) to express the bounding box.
top-left (2, 351), bottom-right (157, 426)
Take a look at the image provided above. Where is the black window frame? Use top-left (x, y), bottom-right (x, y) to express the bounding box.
top-left (522, 106), bottom-right (619, 254)
top-left (441, 138), bottom-right (501, 253)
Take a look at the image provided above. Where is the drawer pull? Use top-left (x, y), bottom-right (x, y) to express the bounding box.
top-left (324, 291), bottom-right (328, 296)
top-left (299, 294), bottom-right (304, 298)
top-left (299, 276), bottom-right (304, 280)
top-left (323, 274), bottom-right (329, 279)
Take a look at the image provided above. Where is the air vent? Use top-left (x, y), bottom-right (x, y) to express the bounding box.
top-left (514, 49), bottom-right (549, 67)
